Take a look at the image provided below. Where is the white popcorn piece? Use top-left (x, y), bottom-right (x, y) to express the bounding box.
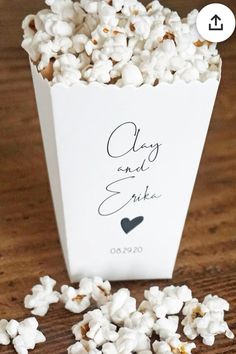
top-left (121, 0), bottom-right (147, 17)
top-left (6, 319), bottom-right (19, 339)
top-left (83, 59), bottom-right (113, 83)
top-left (53, 53), bottom-right (82, 85)
top-left (102, 34), bottom-right (133, 63)
top-left (179, 67), bottom-right (200, 83)
top-left (24, 276), bottom-right (60, 317)
top-left (163, 285), bottom-right (192, 303)
top-left (203, 294), bottom-right (230, 312)
top-left (22, 31), bottom-right (51, 64)
top-left (127, 15), bottom-right (152, 40)
top-left (61, 277), bottom-right (111, 312)
top-left (121, 62), bottom-right (143, 86)
top-left (68, 340), bottom-right (102, 354)
top-left (78, 277), bottom-right (94, 295)
top-left (153, 336), bottom-right (196, 354)
top-left (102, 327), bottom-right (151, 354)
top-left (98, 2), bottom-right (118, 27)
top-left (12, 317), bottom-right (46, 354)
top-left (182, 298), bottom-right (208, 340)
top-left (22, 15), bottom-right (37, 38)
top-left (73, 34), bottom-right (89, 53)
top-left (0, 319), bottom-right (11, 345)
top-left (60, 285), bottom-right (91, 313)
top-left (182, 296), bottom-right (234, 346)
top-left (72, 309), bottom-right (118, 346)
top-left (80, 0), bottom-right (100, 14)
top-left (101, 288), bottom-right (136, 325)
top-left (124, 311), bottom-right (155, 336)
top-left (143, 286), bottom-right (183, 318)
top-left (45, 0), bottom-right (78, 21)
top-left (153, 316), bottom-right (179, 340)
top-left (91, 276), bottom-right (111, 306)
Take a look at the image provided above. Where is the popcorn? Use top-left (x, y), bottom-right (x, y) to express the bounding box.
top-left (80, 0), bottom-right (100, 14)
top-left (121, 63), bottom-right (143, 86)
top-left (22, 15), bottom-right (37, 38)
top-left (153, 316), bottom-right (179, 340)
top-left (21, 0), bottom-right (221, 86)
top-left (83, 59), bottom-right (113, 83)
top-left (153, 336), bottom-right (196, 354)
top-left (45, 0), bottom-right (77, 21)
top-left (6, 320), bottom-right (19, 339)
top-left (127, 15), bottom-right (152, 40)
top-left (203, 294), bottom-right (230, 312)
top-left (102, 327), bottom-right (151, 353)
top-left (91, 276), bottom-right (111, 306)
top-left (60, 284), bottom-right (91, 313)
top-left (124, 311), bottom-right (155, 336)
top-left (101, 288), bottom-right (136, 325)
top-left (121, 0), bottom-right (147, 17)
top-left (141, 286), bottom-right (188, 318)
top-left (98, 2), bottom-right (118, 27)
top-left (73, 34), bottom-right (89, 53)
top-left (61, 277), bottom-right (111, 313)
top-left (12, 317), bottom-right (46, 354)
top-left (0, 320), bottom-right (10, 345)
top-left (163, 285), bottom-right (192, 303)
top-left (24, 276), bottom-right (60, 316)
top-left (68, 340), bottom-right (101, 354)
top-left (179, 67), bottom-right (200, 83)
top-left (1, 276), bottom-right (234, 353)
top-left (72, 309), bottom-right (118, 346)
top-left (182, 296), bottom-right (234, 346)
top-left (53, 53), bottom-right (82, 85)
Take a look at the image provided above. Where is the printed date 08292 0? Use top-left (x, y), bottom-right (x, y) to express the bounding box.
top-left (110, 246), bottom-right (143, 255)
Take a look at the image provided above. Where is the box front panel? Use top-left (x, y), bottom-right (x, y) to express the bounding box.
top-left (51, 81), bottom-right (219, 281)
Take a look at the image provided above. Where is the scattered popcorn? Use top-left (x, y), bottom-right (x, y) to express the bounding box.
top-left (141, 285), bottom-right (191, 319)
top-left (0, 319), bottom-right (10, 345)
top-left (13, 317), bottom-right (46, 354)
top-left (72, 309), bottom-right (118, 346)
top-left (22, 0), bottom-right (221, 86)
top-left (1, 276), bottom-right (234, 353)
top-left (24, 276), bottom-right (60, 316)
top-left (153, 336), bottom-right (196, 354)
top-left (61, 277), bottom-right (111, 313)
top-left (101, 288), bottom-right (136, 325)
top-left (182, 295), bottom-right (234, 346)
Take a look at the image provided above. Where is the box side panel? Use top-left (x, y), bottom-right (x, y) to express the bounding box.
top-left (30, 63), bottom-right (70, 270)
top-left (51, 80), bottom-right (219, 281)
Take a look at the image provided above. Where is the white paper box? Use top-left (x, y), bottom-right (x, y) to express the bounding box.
top-left (30, 62), bottom-right (220, 281)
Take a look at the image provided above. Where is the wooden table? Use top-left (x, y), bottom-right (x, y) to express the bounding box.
top-left (0, 1), bottom-right (235, 353)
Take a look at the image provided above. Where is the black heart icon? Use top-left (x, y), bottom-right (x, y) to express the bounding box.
top-left (121, 216), bottom-right (144, 234)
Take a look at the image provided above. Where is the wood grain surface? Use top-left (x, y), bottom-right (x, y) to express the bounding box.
top-left (0, 0), bottom-right (235, 353)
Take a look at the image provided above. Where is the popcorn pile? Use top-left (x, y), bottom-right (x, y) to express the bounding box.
top-left (22, 0), bottom-right (221, 87)
top-left (0, 276), bottom-right (234, 354)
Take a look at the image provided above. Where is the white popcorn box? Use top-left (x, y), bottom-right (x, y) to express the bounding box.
top-left (30, 62), bottom-right (220, 281)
